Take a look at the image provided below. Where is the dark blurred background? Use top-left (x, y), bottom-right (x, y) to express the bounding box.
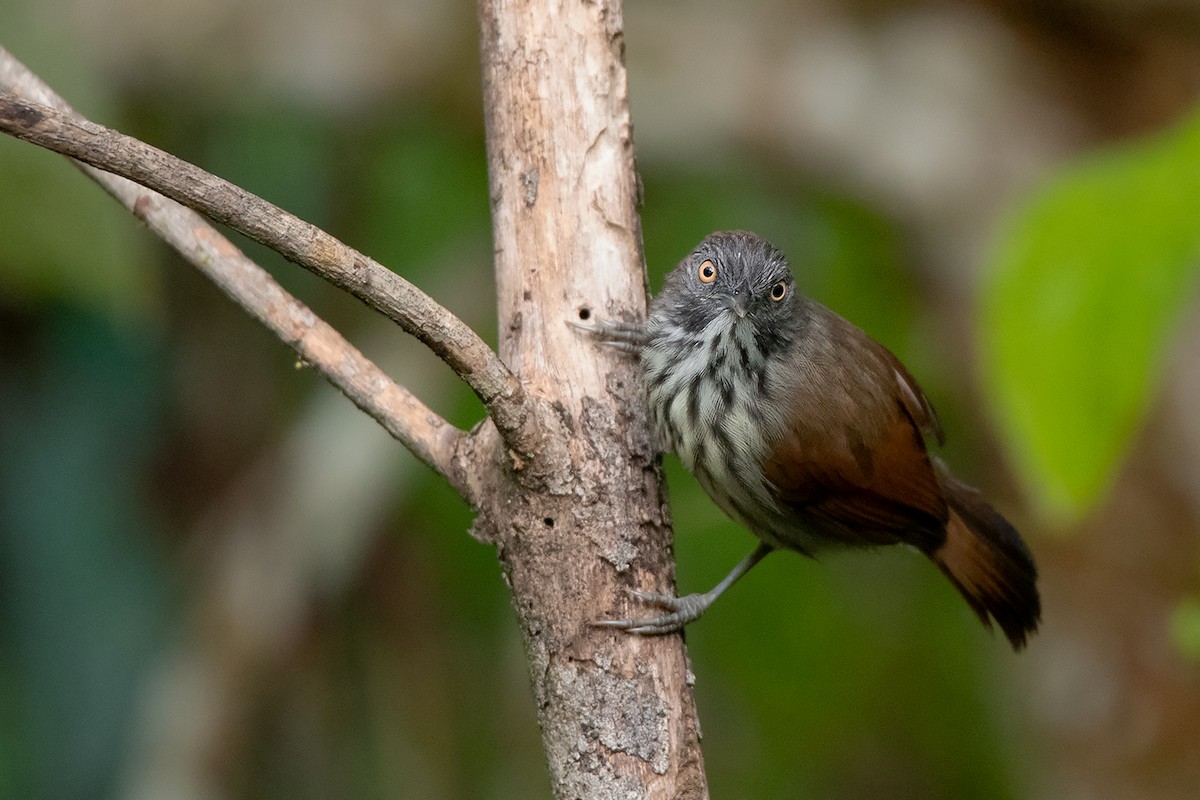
top-left (2, 1), bottom-right (1199, 798)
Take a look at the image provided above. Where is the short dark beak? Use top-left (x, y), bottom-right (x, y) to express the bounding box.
top-left (730, 287), bottom-right (751, 319)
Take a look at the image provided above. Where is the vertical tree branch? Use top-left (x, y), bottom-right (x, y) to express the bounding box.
top-left (2, 4), bottom-right (713, 793)
top-left (476, 1), bottom-right (710, 797)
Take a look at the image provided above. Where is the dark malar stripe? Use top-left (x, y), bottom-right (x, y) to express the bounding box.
top-left (709, 338), bottom-right (727, 371)
top-left (664, 414), bottom-right (681, 447)
top-left (687, 372), bottom-right (703, 423)
top-left (736, 340), bottom-right (750, 372)
top-left (719, 377), bottom-right (736, 407)
top-left (709, 416), bottom-right (733, 457)
top-left (691, 436), bottom-right (708, 475)
top-left (753, 327), bottom-right (789, 359)
top-left (647, 365), bottom-right (670, 393)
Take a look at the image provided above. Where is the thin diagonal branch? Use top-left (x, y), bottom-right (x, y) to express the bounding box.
top-left (0, 49), bottom-right (472, 498)
top-left (0, 48), bottom-right (538, 458)
top-left (133, 190), bottom-right (471, 497)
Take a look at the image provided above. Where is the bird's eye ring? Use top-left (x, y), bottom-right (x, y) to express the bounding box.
top-left (698, 259), bottom-right (717, 283)
top-left (770, 280), bottom-right (788, 301)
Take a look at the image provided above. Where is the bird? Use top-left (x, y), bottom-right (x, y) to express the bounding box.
top-left (574, 230), bottom-right (1041, 650)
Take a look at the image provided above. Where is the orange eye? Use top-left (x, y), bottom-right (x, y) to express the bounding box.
top-left (770, 280), bottom-right (788, 301)
top-left (698, 259), bottom-right (717, 283)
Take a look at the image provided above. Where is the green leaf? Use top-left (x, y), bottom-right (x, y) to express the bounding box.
top-left (982, 111), bottom-right (1200, 525)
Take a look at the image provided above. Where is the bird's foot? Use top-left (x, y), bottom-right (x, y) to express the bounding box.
top-left (567, 316), bottom-right (647, 354)
top-left (592, 588), bottom-right (713, 635)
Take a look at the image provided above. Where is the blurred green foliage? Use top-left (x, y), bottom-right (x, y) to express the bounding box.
top-left (1171, 595), bottom-right (1200, 662)
top-left (0, 90), bottom-right (1044, 797)
top-left (0, 86), bottom-right (1035, 797)
top-left (0, 308), bottom-right (172, 799)
top-left (981, 111), bottom-right (1200, 525)
top-left (7, 23), bottom-right (1195, 800)
top-left (0, 20), bottom-right (157, 321)
top-left (0, 135), bottom-right (157, 318)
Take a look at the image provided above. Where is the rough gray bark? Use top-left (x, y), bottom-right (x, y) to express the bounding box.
top-left (471, 0), bottom-right (710, 796)
top-left (0, 0), bottom-right (712, 793)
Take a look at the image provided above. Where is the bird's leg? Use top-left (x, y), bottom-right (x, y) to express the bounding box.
top-left (567, 315), bottom-right (648, 355)
top-left (595, 542), bottom-right (775, 635)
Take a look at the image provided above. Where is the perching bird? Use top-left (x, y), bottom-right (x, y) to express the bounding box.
top-left (576, 230), bottom-right (1040, 649)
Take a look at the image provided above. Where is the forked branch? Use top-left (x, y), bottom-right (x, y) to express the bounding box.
top-left (0, 49), bottom-right (539, 462)
top-left (0, 48), bottom-right (477, 497)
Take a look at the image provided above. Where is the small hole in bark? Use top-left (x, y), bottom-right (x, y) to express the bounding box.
top-left (578, 307), bottom-right (591, 321)
top-left (543, 517), bottom-right (555, 528)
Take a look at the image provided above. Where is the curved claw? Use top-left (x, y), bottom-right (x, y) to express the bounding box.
top-left (628, 588), bottom-right (680, 607)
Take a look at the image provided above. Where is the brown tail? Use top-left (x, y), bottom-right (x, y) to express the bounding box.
top-left (928, 470), bottom-right (1041, 650)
